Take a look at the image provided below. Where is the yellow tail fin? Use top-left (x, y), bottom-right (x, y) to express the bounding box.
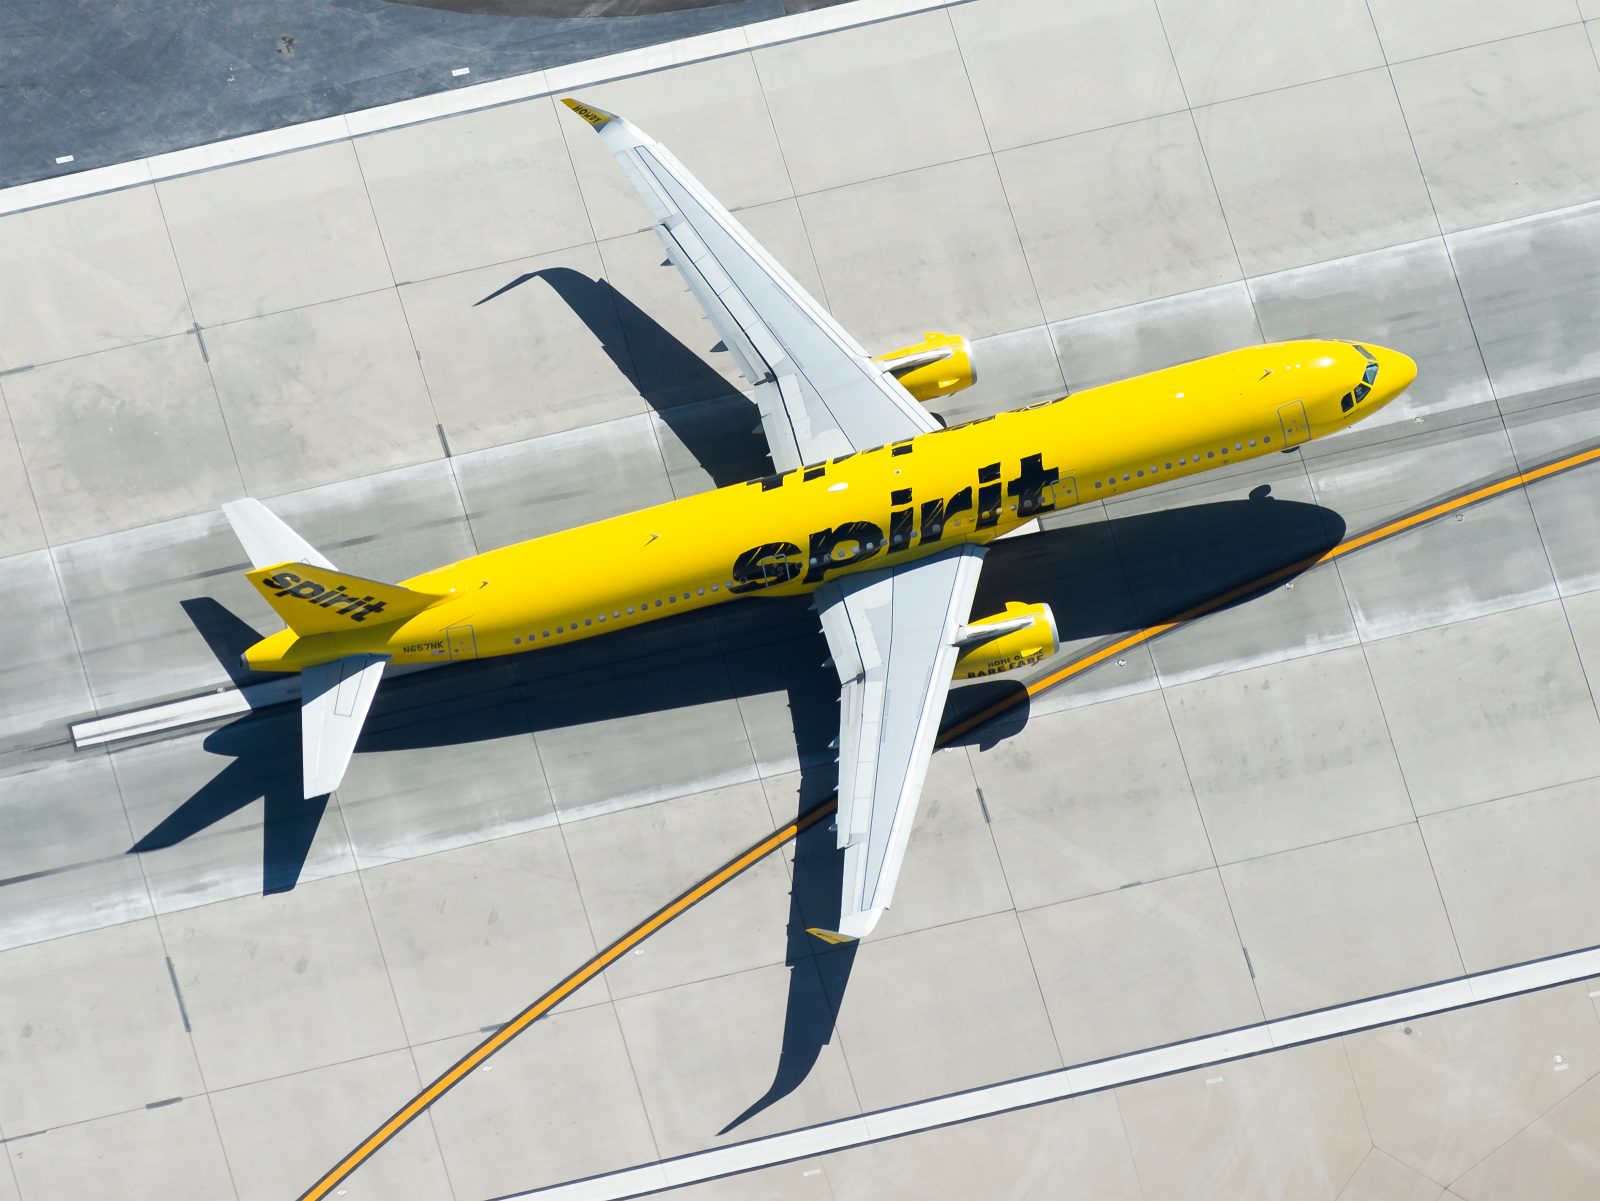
top-left (245, 563), bottom-right (445, 636)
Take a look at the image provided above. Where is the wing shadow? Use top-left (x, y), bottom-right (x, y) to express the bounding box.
top-left (476, 265), bottom-right (771, 487)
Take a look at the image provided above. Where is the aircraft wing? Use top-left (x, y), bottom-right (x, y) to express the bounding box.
top-left (562, 98), bottom-right (938, 471)
top-left (810, 545), bottom-right (986, 942)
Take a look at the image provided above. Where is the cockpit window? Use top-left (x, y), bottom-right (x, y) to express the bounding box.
top-left (1345, 344), bottom-right (1379, 409)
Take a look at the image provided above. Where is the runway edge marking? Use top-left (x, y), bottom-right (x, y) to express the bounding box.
top-left (299, 439), bottom-right (1600, 1201)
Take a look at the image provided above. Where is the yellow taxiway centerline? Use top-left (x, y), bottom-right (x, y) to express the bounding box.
top-left (299, 440), bottom-right (1599, 1201)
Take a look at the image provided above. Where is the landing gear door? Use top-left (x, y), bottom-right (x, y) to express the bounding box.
top-left (1278, 400), bottom-right (1310, 447)
top-left (446, 624), bottom-right (477, 661)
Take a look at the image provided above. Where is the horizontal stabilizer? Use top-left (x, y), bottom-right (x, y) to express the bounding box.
top-left (301, 654), bottom-right (386, 797)
top-left (223, 498), bottom-right (335, 571)
top-left (246, 563), bottom-right (446, 637)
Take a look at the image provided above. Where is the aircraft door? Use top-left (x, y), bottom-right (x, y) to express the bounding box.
top-left (446, 624), bottom-right (477, 661)
top-left (1278, 400), bottom-right (1311, 447)
top-left (1047, 476), bottom-right (1079, 511)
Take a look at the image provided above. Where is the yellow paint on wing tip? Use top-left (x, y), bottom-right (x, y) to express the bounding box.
top-left (806, 928), bottom-right (857, 945)
top-left (560, 97), bottom-right (611, 128)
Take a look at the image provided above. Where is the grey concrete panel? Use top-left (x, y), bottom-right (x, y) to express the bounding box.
top-left (753, 10), bottom-right (989, 194)
top-left (769, 748), bottom-right (1013, 944)
top-left (205, 290), bottom-right (438, 496)
top-left (1448, 202), bottom-right (1600, 402)
top-left (1453, 1072), bottom-right (1600, 1201)
top-left (118, 706), bottom-right (338, 943)
top-left (1390, 27), bottom-right (1600, 233)
top-left (50, 510), bottom-right (268, 714)
top-left (949, 0), bottom-right (1187, 151)
top-left (825, 912), bottom-right (1060, 1111)
top-left (1117, 1040), bottom-right (1370, 1200)
top-left (531, 656), bottom-right (759, 821)
top-left (0, 918), bottom-right (201, 1132)
top-left (1250, 237), bottom-right (1496, 434)
top-left (1220, 824), bottom-right (1462, 1017)
top-left (164, 872), bottom-right (405, 1091)
top-left (418, 1005), bottom-right (660, 1199)
top-left (1502, 394), bottom-right (1600, 596)
top-left (356, 98), bottom-right (592, 283)
top-left (1155, 0), bottom-right (1384, 106)
top-left (0, 551), bottom-right (92, 758)
top-left (797, 155), bottom-right (1044, 349)
top-left (1020, 870), bottom-right (1261, 1065)
top-left (1422, 777), bottom-right (1600, 972)
top-left (337, 666), bottom-right (557, 869)
top-left (614, 961), bottom-right (860, 1157)
top-left (1050, 281), bottom-right (1262, 392)
top-left (1310, 421), bottom-right (1557, 641)
top-left (156, 141), bottom-right (394, 326)
top-left (723, 626), bottom-right (837, 781)
top-left (1362, 601), bottom-right (1600, 815)
top-left (1164, 647), bottom-right (1412, 863)
top-left (976, 690), bottom-right (1215, 911)
top-left (2, 335), bottom-right (241, 546)
top-left (558, 53), bottom-right (793, 243)
top-left (5, 1097), bottom-right (235, 1201)
top-left (450, 414), bottom-right (673, 551)
top-left (362, 826), bottom-right (603, 1044)
top-left (0, 387), bottom-right (45, 559)
top-left (0, 755), bottom-right (151, 954)
top-left (1344, 983), bottom-right (1600, 1184)
top-left (560, 782), bottom-right (791, 1001)
top-left (1335, 1149), bottom-right (1443, 1201)
top-left (1365, 0), bottom-right (1581, 61)
top-left (0, 186), bottom-right (189, 371)
top-left (207, 1048), bottom-right (451, 1201)
top-left (999, 115), bottom-right (1240, 322)
top-left (825, 1092), bottom-right (1143, 1201)
top-left (1569, 588), bottom-right (1600, 693)
top-left (1195, 70), bottom-right (1438, 277)
top-left (402, 243), bottom-right (648, 454)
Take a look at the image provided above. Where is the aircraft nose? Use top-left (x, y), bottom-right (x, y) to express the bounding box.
top-left (1373, 345), bottom-right (1418, 402)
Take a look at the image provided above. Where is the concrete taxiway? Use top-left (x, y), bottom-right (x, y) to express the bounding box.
top-left (2, 1), bottom-right (1599, 1199)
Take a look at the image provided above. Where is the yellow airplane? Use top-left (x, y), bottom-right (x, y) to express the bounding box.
top-left (221, 98), bottom-right (1416, 940)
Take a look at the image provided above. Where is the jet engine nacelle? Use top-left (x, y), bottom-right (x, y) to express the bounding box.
top-left (874, 331), bottom-right (975, 403)
top-left (953, 601), bottom-right (1058, 680)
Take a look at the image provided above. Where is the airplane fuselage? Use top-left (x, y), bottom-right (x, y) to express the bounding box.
top-left (243, 338), bottom-right (1410, 672)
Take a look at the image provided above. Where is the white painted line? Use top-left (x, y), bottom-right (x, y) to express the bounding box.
top-left (54, 155), bottom-right (74, 165)
top-left (0, 0), bottom-right (959, 217)
top-left (505, 945), bottom-right (1600, 1200)
top-left (70, 677), bottom-right (299, 748)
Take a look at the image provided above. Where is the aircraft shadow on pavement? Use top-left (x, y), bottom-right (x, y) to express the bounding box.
top-left (476, 266), bottom-right (772, 488)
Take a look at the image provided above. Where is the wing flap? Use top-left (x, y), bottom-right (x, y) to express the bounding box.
top-left (301, 653), bottom-right (386, 797)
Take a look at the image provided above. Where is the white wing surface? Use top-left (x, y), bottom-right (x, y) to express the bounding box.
top-left (562, 98), bottom-right (938, 471)
top-left (300, 653), bottom-right (387, 797)
top-left (811, 546), bottom-right (986, 941)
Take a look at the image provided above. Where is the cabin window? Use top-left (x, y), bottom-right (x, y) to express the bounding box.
top-left (668, 595), bottom-right (676, 604)
top-left (626, 607), bottom-right (634, 614)
top-left (513, 637), bottom-right (521, 645)
top-left (584, 618), bottom-right (592, 626)
top-left (655, 599), bottom-right (663, 607)
top-left (1122, 473), bottom-right (1130, 481)
top-left (1248, 439), bottom-right (1256, 447)
top-left (541, 630), bottom-right (550, 638)
top-left (711, 584), bottom-right (719, 591)
top-left (1136, 469), bottom-right (1144, 477)
top-left (598, 615), bottom-right (606, 623)
top-left (1178, 458), bottom-right (1187, 465)
top-left (1235, 443), bottom-right (1243, 451)
top-left (1094, 481), bottom-right (1103, 489)
top-left (1263, 435), bottom-right (1271, 444)
top-left (555, 625), bottom-right (564, 634)
top-left (697, 588), bottom-right (705, 596)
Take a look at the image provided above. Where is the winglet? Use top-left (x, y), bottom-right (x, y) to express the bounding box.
top-left (560, 97), bottom-right (615, 129)
top-left (806, 928), bottom-right (858, 946)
